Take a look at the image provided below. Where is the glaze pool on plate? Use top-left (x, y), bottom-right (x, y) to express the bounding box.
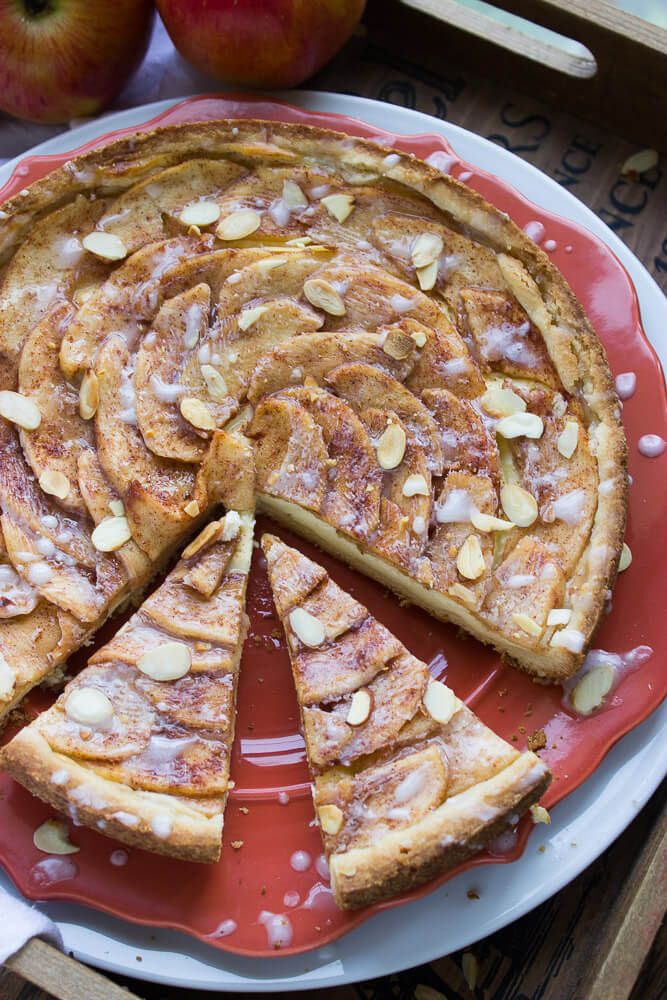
top-left (0, 91), bottom-right (665, 990)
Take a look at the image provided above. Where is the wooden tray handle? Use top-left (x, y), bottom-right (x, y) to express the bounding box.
top-left (5, 938), bottom-right (141, 1000)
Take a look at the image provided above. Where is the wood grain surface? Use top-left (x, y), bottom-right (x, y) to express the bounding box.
top-left (1, 6), bottom-right (666, 999)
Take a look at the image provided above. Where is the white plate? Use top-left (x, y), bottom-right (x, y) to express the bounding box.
top-left (1, 92), bottom-right (665, 992)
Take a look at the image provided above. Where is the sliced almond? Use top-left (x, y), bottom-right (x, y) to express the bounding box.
top-left (184, 500), bottom-right (201, 518)
top-left (33, 818), bottom-right (80, 856)
top-left (462, 953), bottom-right (478, 992)
top-left (456, 534), bottom-right (486, 580)
top-left (109, 499), bottom-right (125, 517)
top-left (402, 473), bottom-right (429, 498)
top-left (217, 208), bottom-right (262, 241)
top-left (79, 370), bottom-right (99, 420)
top-left (470, 511), bottom-right (513, 532)
top-left (557, 420), bottom-right (579, 458)
top-left (221, 510), bottom-right (242, 540)
top-left (411, 329), bottom-right (427, 348)
top-left (376, 422), bottom-right (406, 470)
top-left (346, 689), bottom-right (372, 726)
top-left (480, 385), bottom-right (526, 418)
top-left (289, 607), bottom-right (325, 648)
top-left (91, 515), bottom-right (131, 552)
top-left (238, 304), bottom-right (268, 331)
top-left (619, 542), bottom-right (632, 572)
top-left (65, 686), bottom-right (114, 727)
top-left (225, 403), bottom-right (253, 434)
top-left (448, 582), bottom-right (477, 606)
top-left (39, 469), bottom-right (70, 501)
top-left (416, 260), bottom-right (438, 291)
top-left (82, 231), bottom-right (127, 261)
top-left (411, 232), bottom-right (443, 269)
top-left (282, 179), bottom-right (308, 209)
top-left (0, 390), bottom-right (41, 430)
top-left (423, 679), bottom-right (459, 725)
top-left (383, 328), bottom-right (414, 360)
top-left (200, 364), bottom-right (228, 402)
top-left (182, 520), bottom-right (223, 558)
top-left (511, 612), bottom-right (542, 637)
top-left (286, 235), bottom-right (314, 247)
top-left (620, 148), bottom-right (658, 177)
top-left (547, 608), bottom-right (571, 626)
top-left (321, 193), bottom-right (355, 223)
top-left (137, 641), bottom-right (192, 682)
top-left (530, 804), bottom-right (551, 825)
top-left (496, 412), bottom-right (544, 439)
top-left (571, 664), bottom-right (614, 714)
top-left (303, 278), bottom-right (346, 316)
top-left (318, 804), bottom-right (344, 835)
top-left (180, 396), bottom-right (216, 432)
top-left (500, 483), bottom-right (538, 527)
top-left (178, 201), bottom-right (221, 227)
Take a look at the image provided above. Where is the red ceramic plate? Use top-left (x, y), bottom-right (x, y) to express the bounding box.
top-left (0, 96), bottom-right (665, 958)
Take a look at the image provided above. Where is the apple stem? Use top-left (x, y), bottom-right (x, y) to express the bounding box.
top-left (24, 0), bottom-right (54, 17)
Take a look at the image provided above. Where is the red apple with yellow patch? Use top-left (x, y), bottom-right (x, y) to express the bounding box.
top-left (0, 0), bottom-right (155, 124)
top-left (155, 0), bottom-right (366, 89)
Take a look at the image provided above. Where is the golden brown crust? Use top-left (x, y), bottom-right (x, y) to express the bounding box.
top-left (328, 753), bottom-right (550, 908)
top-left (0, 727), bottom-right (223, 863)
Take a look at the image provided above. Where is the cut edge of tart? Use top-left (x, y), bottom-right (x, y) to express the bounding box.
top-left (0, 510), bottom-right (253, 863)
top-left (261, 533), bottom-right (551, 909)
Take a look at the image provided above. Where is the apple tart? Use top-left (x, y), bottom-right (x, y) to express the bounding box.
top-left (0, 511), bottom-right (253, 862)
top-left (0, 118), bottom-right (626, 725)
top-left (262, 534), bottom-right (550, 908)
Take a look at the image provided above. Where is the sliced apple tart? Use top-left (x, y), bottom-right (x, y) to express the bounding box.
top-left (0, 511), bottom-right (253, 862)
top-left (0, 118), bottom-right (626, 733)
top-left (262, 534), bottom-right (550, 908)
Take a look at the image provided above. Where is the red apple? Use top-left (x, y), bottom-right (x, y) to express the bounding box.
top-left (156, 0), bottom-right (366, 89)
top-left (0, 0), bottom-right (155, 124)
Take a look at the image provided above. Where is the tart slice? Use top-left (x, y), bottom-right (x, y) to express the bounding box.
top-left (261, 534), bottom-right (551, 909)
top-left (0, 510), bottom-right (253, 863)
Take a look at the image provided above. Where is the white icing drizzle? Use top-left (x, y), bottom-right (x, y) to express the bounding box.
top-left (315, 853), bottom-right (330, 881)
top-left (389, 293), bottom-right (415, 314)
top-left (425, 150), bottom-right (458, 173)
top-left (506, 573), bottom-right (537, 589)
top-left (562, 645), bottom-right (653, 714)
top-left (278, 791), bottom-right (290, 805)
top-left (149, 374), bottom-right (183, 403)
top-left (638, 434), bottom-right (666, 458)
top-left (283, 890), bottom-right (300, 908)
top-left (258, 910), bottom-right (294, 949)
top-left (151, 814), bottom-right (173, 839)
top-left (523, 220), bottom-right (545, 243)
top-left (29, 857), bottom-right (78, 887)
top-left (544, 489), bottom-right (586, 525)
top-left (615, 372), bottom-right (636, 399)
top-left (289, 849), bottom-right (312, 872)
top-left (110, 849), bottom-right (128, 866)
top-left (435, 489), bottom-right (475, 523)
top-left (208, 919), bottom-right (238, 938)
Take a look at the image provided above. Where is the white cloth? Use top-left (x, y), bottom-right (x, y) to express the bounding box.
top-left (0, 15), bottom-right (221, 166)
top-left (0, 887), bottom-right (63, 963)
